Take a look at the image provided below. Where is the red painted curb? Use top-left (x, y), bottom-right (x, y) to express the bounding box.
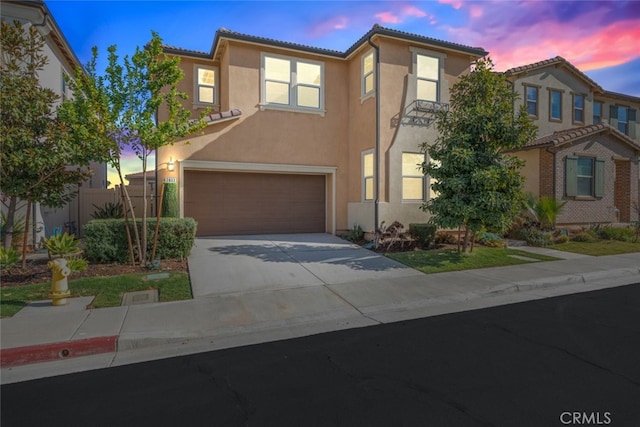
top-left (1, 336), bottom-right (118, 368)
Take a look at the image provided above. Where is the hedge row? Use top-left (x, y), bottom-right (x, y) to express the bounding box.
top-left (83, 218), bottom-right (197, 263)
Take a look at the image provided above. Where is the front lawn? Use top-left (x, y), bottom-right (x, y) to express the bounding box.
top-left (549, 240), bottom-right (640, 256)
top-left (0, 271), bottom-right (191, 318)
top-left (387, 247), bottom-right (558, 274)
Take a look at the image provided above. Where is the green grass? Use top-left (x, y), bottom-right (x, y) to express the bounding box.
top-left (549, 240), bottom-right (640, 256)
top-left (387, 247), bottom-right (559, 274)
top-left (0, 271), bottom-right (191, 318)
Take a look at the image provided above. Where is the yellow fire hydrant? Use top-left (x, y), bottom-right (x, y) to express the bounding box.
top-left (48, 258), bottom-right (71, 306)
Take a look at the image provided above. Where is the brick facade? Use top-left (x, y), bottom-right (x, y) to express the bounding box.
top-left (538, 150), bottom-right (554, 198)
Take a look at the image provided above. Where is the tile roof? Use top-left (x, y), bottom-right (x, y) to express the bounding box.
top-left (503, 56), bottom-right (603, 92)
top-left (162, 24), bottom-right (487, 60)
top-left (522, 123), bottom-right (640, 151)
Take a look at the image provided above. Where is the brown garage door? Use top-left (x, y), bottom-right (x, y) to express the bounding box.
top-left (184, 170), bottom-right (326, 236)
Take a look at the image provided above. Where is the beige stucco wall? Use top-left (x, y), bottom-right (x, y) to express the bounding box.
top-left (511, 67), bottom-right (595, 138)
top-left (514, 150), bottom-right (541, 197)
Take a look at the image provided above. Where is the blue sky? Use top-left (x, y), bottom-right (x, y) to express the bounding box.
top-left (44, 0), bottom-right (640, 183)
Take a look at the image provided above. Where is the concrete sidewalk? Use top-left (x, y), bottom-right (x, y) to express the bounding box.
top-left (2, 247), bottom-right (639, 384)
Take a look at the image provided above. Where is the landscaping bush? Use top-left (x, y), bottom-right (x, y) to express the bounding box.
top-left (516, 227), bottom-right (552, 247)
top-left (345, 224), bottom-right (364, 243)
top-left (409, 223), bottom-right (437, 249)
top-left (596, 226), bottom-right (634, 242)
top-left (83, 217), bottom-right (197, 263)
top-left (477, 231), bottom-right (506, 248)
top-left (435, 231), bottom-right (457, 245)
top-left (161, 182), bottom-right (178, 218)
top-left (571, 231), bottom-right (597, 243)
top-left (553, 235), bottom-right (570, 244)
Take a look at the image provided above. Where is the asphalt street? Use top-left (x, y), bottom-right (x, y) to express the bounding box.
top-left (2, 283), bottom-right (639, 427)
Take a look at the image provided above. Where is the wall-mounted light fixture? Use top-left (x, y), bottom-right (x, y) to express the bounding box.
top-left (167, 157), bottom-right (175, 172)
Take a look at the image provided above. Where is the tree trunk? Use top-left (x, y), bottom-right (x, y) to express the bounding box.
top-left (116, 164), bottom-right (142, 264)
top-left (21, 200), bottom-right (31, 269)
top-left (3, 196), bottom-right (17, 250)
top-left (141, 150), bottom-right (148, 265)
top-left (461, 225), bottom-right (471, 253)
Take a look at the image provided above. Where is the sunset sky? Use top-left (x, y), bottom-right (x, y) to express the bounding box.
top-left (44, 0), bottom-right (640, 184)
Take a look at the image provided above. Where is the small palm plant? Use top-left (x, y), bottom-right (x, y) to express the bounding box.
top-left (525, 195), bottom-right (566, 231)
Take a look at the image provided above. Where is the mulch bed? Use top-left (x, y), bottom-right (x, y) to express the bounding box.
top-left (1, 258), bottom-right (188, 288)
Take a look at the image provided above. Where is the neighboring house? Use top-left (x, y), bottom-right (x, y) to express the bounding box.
top-left (505, 57), bottom-right (640, 226)
top-left (1, 0), bottom-right (108, 240)
top-left (125, 171), bottom-right (156, 187)
top-left (157, 25), bottom-right (487, 236)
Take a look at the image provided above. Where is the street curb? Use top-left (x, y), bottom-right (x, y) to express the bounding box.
top-left (1, 336), bottom-right (118, 368)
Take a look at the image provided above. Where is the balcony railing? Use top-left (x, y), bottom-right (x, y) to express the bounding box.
top-left (391, 99), bottom-right (449, 128)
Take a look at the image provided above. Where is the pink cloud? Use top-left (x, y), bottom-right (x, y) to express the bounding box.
top-left (438, 0), bottom-right (463, 10)
top-left (307, 15), bottom-right (349, 37)
top-left (403, 5), bottom-right (427, 18)
top-left (469, 5), bottom-right (483, 18)
top-left (376, 11), bottom-right (401, 24)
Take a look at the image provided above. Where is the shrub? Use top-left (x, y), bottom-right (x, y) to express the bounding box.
top-left (571, 231), bottom-right (597, 243)
top-left (44, 232), bottom-right (80, 256)
top-left (477, 231), bottom-right (506, 248)
top-left (345, 224), bottom-right (364, 243)
top-left (517, 227), bottom-right (552, 247)
top-left (83, 217), bottom-right (197, 263)
top-left (553, 235), bottom-right (570, 244)
top-left (596, 226), bottom-right (634, 242)
top-left (161, 182), bottom-right (178, 218)
top-left (91, 202), bottom-right (124, 219)
top-left (0, 247), bottom-right (20, 272)
top-left (435, 231), bottom-right (457, 245)
top-left (409, 223), bottom-right (437, 249)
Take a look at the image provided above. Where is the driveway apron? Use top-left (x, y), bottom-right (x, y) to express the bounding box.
top-left (188, 233), bottom-right (422, 297)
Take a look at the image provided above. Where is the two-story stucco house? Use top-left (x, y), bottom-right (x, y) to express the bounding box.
top-left (1, 0), bottom-right (108, 240)
top-left (157, 25), bottom-right (487, 236)
top-left (505, 57), bottom-right (640, 226)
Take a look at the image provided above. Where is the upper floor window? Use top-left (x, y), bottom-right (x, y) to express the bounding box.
top-left (195, 66), bottom-right (217, 105)
top-left (525, 85), bottom-right (538, 117)
top-left (610, 105), bottom-right (637, 138)
top-left (262, 53), bottom-right (324, 112)
top-left (61, 69), bottom-right (70, 101)
top-left (362, 51), bottom-right (375, 98)
top-left (617, 106), bottom-right (629, 134)
top-left (416, 54), bottom-right (439, 102)
top-left (550, 89), bottom-right (562, 121)
top-left (402, 152), bottom-right (425, 201)
top-left (573, 94), bottom-right (584, 124)
top-left (593, 101), bottom-right (602, 124)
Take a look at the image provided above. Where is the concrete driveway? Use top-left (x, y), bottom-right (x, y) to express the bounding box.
top-left (188, 233), bottom-right (423, 297)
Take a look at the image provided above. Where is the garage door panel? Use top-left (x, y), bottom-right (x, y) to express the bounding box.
top-left (184, 171), bottom-right (326, 236)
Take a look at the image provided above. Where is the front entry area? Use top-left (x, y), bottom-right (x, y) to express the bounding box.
top-left (184, 170), bottom-right (326, 236)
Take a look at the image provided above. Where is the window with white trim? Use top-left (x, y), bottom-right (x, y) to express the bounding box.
top-left (565, 155), bottom-right (604, 198)
top-left (525, 85), bottom-right (539, 117)
top-left (593, 101), bottom-right (602, 124)
top-left (195, 66), bottom-right (217, 105)
top-left (402, 152), bottom-right (425, 201)
top-left (549, 89), bottom-right (562, 121)
top-left (416, 54), bottom-right (439, 102)
top-left (362, 50), bottom-right (375, 98)
top-left (363, 151), bottom-right (374, 201)
top-left (573, 94), bottom-right (584, 124)
top-left (262, 53), bottom-right (324, 111)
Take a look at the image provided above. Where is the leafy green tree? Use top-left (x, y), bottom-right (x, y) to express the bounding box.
top-left (420, 58), bottom-right (537, 253)
top-left (0, 21), bottom-right (109, 251)
top-left (64, 32), bottom-right (207, 264)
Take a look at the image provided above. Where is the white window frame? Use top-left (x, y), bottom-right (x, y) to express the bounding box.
top-left (549, 88), bottom-right (563, 122)
top-left (260, 53), bottom-right (325, 116)
top-left (361, 50), bottom-right (375, 101)
top-left (194, 66), bottom-right (218, 107)
top-left (362, 150), bottom-right (375, 202)
top-left (617, 106), bottom-right (629, 135)
top-left (402, 152), bottom-right (425, 202)
top-left (411, 48), bottom-right (446, 103)
top-left (572, 93), bottom-right (585, 124)
top-left (593, 101), bottom-right (603, 124)
top-left (525, 85), bottom-right (539, 118)
top-left (61, 68), bottom-right (70, 101)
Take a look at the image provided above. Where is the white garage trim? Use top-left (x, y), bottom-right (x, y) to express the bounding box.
top-left (179, 160), bottom-right (337, 234)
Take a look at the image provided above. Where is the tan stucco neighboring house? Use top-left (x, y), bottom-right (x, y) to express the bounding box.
top-left (1, 0), bottom-right (108, 239)
top-left (157, 25), bottom-right (487, 236)
top-left (505, 56), bottom-right (640, 226)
